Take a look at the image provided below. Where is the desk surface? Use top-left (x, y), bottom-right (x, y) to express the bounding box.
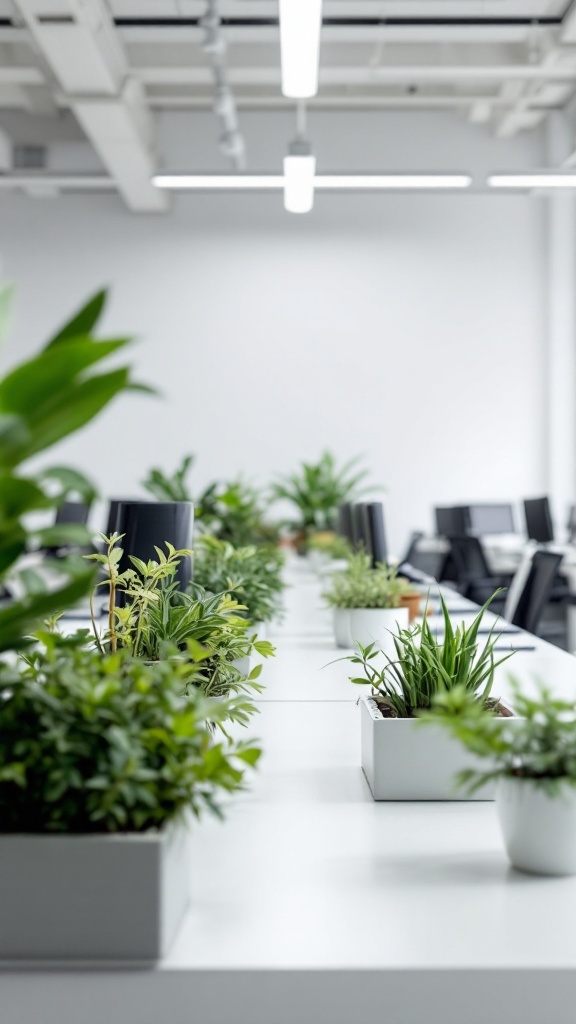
top-left (3, 559), bottom-right (576, 1024)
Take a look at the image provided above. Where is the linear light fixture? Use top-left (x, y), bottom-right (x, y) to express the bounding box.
top-left (279, 0), bottom-right (323, 99)
top-left (152, 174), bottom-right (472, 191)
top-left (489, 173), bottom-right (576, 189)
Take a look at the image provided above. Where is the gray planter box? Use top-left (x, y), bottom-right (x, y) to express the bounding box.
top-left (361, 697), bottom-right (511, 801)
top-left (0, 821), bottom-right (192, 961)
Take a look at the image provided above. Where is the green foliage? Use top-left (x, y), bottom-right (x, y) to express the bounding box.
top-left (142, 454), bottom-right (279, 548)
top-left (422, 681), bottom-right (576, 795)
top-left (142, 454), bottom-right (194, 502)
top-left (270, 451), bottom-right (373, 533)
top-left (307, 531), bottom-right (352, 560)
top-left (322, 552), bottom-right (405, 609)
top-left (0, 639), bottom-right (261, 833)
top-left (193, 533), bottom-right (285, 624)
top-left (0, 287), bottom-right (142, 651)
top-left (87, 534), bottom-right (275, 724)
top-left (345, 593), bottom-right (513, 718)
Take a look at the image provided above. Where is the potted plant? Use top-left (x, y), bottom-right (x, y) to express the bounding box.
top-left (270, 450), bottom-right (373, 551)
top-left (344, 595), bottom-right (515, 800)
top-left (322, 553), bottom-right (408, 651)
top-left (398, 581), bottom-right (425, 623)
top-left (192, 534), bottom-right (285, 635)
top-left (306, 531), bottom-right (352, 574)
top-left (87, 534), bottom-right (275, 727)
top-left (424, 682), bottom-right (576, 874)
top-left (143, 455), bottom-right (280, 548)
top-left (0, 637), bottom-right (261, 959)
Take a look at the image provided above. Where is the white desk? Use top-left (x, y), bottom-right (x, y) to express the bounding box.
top-left (3, 559), bottom-right (576, 1024)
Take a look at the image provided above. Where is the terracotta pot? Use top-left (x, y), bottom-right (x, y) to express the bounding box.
top-left (399, 591), bottom-right (422, 623)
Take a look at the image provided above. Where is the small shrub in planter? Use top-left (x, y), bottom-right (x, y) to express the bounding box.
top-left (0, 639), bottom-right (261, 958)
top-left (424, 682), bottom-right (576, 874)
top-left (192, 534), bottom-right (285, 626)
top-left (343, 594), bottom-right (516, 800)
top-left (322, 553), bottom-right (409, 651)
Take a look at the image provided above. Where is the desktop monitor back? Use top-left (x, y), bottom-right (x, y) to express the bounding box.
top-left (434, 506), bottom-right (469, 538)
top-left (523, 497), bottom-right (554, 544)
top-left (467, 504), bottom-right (516, 535)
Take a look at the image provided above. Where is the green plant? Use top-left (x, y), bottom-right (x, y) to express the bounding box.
top-left (193, 534), bottom-right (284, 624)
top-left (344, 594), bottom-right (514, 718)
top-left (270, 451), bottom-right (373, 534)
top-left (307, 531), bottom-right (352, 560)
top-left (322, 553), bottom-right (403, 609)
top-left (142, 454), bottom-right (194, 502)
top-left (141, 455), bottom-right (279, 548)
top-left (0, 288), bottom-right (144, 650)
top-left (87, 535), bottom-right (274, 725)
top-left (0, 637), bottom-right (261, 833)
top-left (422, 682), bottom-right (576, 796)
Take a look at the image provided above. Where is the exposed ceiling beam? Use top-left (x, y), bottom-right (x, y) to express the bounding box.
top-left (12, 0), bottom-right (167, 212)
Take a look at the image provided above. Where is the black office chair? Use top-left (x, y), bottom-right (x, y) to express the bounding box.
top-left (509, 549), bottom-right (564, 635)
top-left (400, 531), bottom-right (449, 582)
top-left (447, 535), bottom-right (512, 609)
top-left (361, 502), bottom-right (388, 568)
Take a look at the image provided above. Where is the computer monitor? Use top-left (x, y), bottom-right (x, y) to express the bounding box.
top-left (434, 506), bottom-right (469, 538)
top-left (468, 504), bottom-right (516, 535)
top-left (54, 501), bottom-right (89, 526)
top-left (523, 497), bottom-right (554, 544)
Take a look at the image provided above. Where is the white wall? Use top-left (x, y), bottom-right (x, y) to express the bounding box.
top-left (0, 111), bottom-right (548, 551)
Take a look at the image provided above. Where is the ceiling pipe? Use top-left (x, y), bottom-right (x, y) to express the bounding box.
top-left (200, 0), bottom-right (246, 170)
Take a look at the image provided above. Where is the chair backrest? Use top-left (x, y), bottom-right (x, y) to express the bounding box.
top-left (448, 536), bottom-right (491, 585)
top-left (523, 496), bottom-right (554, 544)
top-left (434, 505), bottom-right (469, 538)
top-left (400, 531), bottom-right (449, 581)
top-left (509, 549), bottom-right (563, 634)
top-left (361, 502), bottom-right (388, 567)
top-left (337, 502), bottom-right (354, 543)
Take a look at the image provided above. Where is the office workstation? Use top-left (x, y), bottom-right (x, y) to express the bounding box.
top-left (3, 2), bottom-right (576, 1023)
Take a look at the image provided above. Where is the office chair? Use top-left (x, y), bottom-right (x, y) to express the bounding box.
top-left (400, 531), bottom-right (449, 582)
top-left (505, 549), bottom-right (564, 636)
top-left (523, 497), bottom-right (554, 544)
top-left (447, 535), bottom-right (512, 609)
top-left (360, 502), bottom-right (388, 567)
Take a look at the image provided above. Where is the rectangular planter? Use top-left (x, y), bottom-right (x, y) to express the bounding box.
top-left (0, 821), bottom-right (192, 961)
top-left (361, 697), bottom-right (511, 801)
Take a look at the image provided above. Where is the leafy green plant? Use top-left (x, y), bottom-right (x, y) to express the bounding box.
top-left (270, 451), bottom-right (373, 534)
top-left (142, 454), bottom-right (279, 548)
top-left (0, 637), bottom-right (261, 833)
top-left (87, 534), bottom-right (274, 724)
top-left (193, 534), bottom-right (284, 624)
top-left (307, 531), bottom-right (352, 560)
top-left (344, 594), bottom-right (514, 718)
top-left (0, 288), bottom-right (144, 650)
top-left (142, 454), bottom-right (194, 502)
top-left (422, 682), bottom-right (576, 795)
top-left (322, 552), bottom-right (404, 609)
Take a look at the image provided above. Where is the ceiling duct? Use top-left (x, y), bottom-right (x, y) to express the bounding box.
top-left (200, 0), bottom-right (246, 170)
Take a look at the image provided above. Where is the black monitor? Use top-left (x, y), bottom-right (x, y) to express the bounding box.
top-left (523, 497), bottom-right (554, 544)
top-left (54, 501), bottom-right (89, 526)
top-left (434, 506), bottom-right (469, 538)
top-left (468, 504), bottom-right (516, 535)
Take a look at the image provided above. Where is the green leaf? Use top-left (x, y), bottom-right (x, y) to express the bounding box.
top-left (47, 290), bottom-right (107, 347)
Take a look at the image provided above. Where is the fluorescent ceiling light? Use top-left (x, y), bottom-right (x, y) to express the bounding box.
top-left (284, 154), bottom-right (316, 213)
top-left (152, 174), bottom-right (472, 191)
top-left (279, 0), bottom-right (322, 99)
top-left (315, 175), bottom-right (472, 190)
top-left (489, 174), bottom-right (576, 189)
top-left (152, 175), bottom-right (283, 189)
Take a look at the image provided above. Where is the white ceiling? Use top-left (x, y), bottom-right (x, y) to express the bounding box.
top-left (1, 0), bottom-right (576, 207)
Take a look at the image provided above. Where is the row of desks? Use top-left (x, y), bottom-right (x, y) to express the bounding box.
top-left (3, 558), bottom-right (576, 1023)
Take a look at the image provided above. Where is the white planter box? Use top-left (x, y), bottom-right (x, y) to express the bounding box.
top-left (497, 777), bottom-right (576, 876)
top-left (361, 697), bottom-right (505, 801)
top-left (0, 821), bottom-right (192, 961)
top-left (349, 607), bottom-right (409, 656)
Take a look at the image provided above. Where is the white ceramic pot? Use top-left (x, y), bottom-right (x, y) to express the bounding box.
top-left (348, 607), bottom-right (409, 655)
top-left (496, 776), bottom-right (576, 876)
top-left (333, 608), bottom-right (352, 648)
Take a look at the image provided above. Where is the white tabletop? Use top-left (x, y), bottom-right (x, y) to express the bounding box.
top-left (3, 558), bottom-right (576, 1024)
